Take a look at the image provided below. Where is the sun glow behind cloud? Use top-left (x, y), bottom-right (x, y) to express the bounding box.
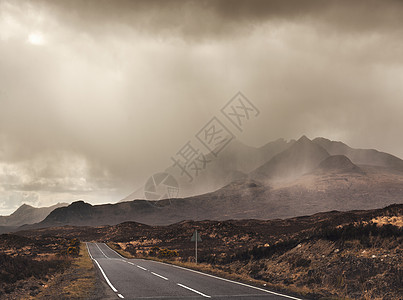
top-left (27, 32), bottom-right (44, 45)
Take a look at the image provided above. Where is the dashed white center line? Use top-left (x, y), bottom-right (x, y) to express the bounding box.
top-left (136, 265), bottom-right (147, 271)
top-left (151, 272), bottom-right (169, 281)
top-left (96, 243), bottom-right (109, 258)
top-left (104, 243), bottom-right (125, 258)
top-left (117, 294), bottom-right (124, 298)
top-left (177, 283), bottom-right (211, 298)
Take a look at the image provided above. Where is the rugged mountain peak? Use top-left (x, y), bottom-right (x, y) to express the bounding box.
top-left (284, 135), bottom-right (329, 157)
top-left (297, 135), bottom-right (311, 143)
top-left (0, 202), bottom-right (68, 228)
top-left (12, 204), bottom-right (34, 214)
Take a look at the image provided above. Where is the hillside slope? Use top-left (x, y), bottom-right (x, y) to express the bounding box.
top-left (0, 203), bottom-right (67, 227)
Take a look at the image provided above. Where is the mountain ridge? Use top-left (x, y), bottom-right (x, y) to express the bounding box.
top-left (15, 136), bottom-right (403, 230)
top-left (0, 202), bottom-right (68, 227)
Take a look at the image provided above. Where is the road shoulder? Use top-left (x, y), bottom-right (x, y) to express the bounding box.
top-left (33, 242), bottom-right (114, 299)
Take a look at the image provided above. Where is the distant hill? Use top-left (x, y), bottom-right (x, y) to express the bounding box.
top-left (0, 203), bottom-right (68, 228)
top-left (18, 203), bottom-right (402, 250)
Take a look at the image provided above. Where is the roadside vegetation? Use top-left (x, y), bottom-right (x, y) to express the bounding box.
top-left (107, 205), bottom-right (403, 300)
top-left (0, 236), bottom-right (96, 299)
top-left (33, 242), bottom-right (98, 300)
top-left (12, 204), bottom-right (403, 299)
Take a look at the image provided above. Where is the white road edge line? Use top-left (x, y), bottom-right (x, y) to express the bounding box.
top-left (96, 243), bottom-right (109, 259)
top-left (86, 243), bottom-right (120, 295)
top-left (86, 243), bottom-right (94, 260)
top-left (117, 294), bottom-right (124, 298)
top-left (136, 265), bottom-right (147, 271)
top-left (151, 260), bottom-right (302, 300)
top-left (151, 272), bottom-right (169, 281)
top-left (93, 257), bottom-right (118, 293)
top-left (177, 283), bottom-right (211, 298)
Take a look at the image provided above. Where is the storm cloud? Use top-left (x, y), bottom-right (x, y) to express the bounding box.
top-left (0, 0), bottom-right (402, 214)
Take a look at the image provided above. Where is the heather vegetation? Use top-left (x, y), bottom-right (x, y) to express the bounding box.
top-left (105, 205), bottom-right (402, 299)
top-left (13, 204), bottom-right (403, 299)
top-left (0, 235), bottom-right (81, 298)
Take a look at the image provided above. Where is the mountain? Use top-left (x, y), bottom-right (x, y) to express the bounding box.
top-left (25, 181), bottom-right (268, 228)
top-left (0, 203), bottom-right (68, 227)
top-left (24, 167), bottom-right (403, 228)
top-left (18, 136), bottom-right (403, 229)
top-left (122, 138), bottom-right (293, 201)
top-left (250, 136), bottom-right (330, 181)
top-left (313, 137), bottom-right (403, 171)
top-left (0, 203), bottom-right (68, 234)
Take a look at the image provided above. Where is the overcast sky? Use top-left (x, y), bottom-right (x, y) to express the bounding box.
top-left (1, 0), bottom-right (402, 214)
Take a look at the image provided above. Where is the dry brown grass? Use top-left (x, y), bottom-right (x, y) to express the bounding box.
top-left (33, 242), bottom-right (96, 299)
top-left (370, 216), bottom-right (403, 227)
top-left (106, 242), bottom-right (136, 258)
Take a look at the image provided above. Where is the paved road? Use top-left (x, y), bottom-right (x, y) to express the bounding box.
top-left (86, 242), bottom-right (303, 300)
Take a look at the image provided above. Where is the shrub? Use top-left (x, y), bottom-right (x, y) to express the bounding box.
top-left (67, 246), bottom-right (79, 257)
top-left (158, 248), bottom-right (179, 258)
top-left (0, 253), bottom-right (67, 285)
top-left (319, 223), bottom-right (402, 246)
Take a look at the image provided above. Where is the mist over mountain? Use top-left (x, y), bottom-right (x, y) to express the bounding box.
top-left (122, 138), bottom-right (293, 201)
top-left (313, 137), bottom-right (403, 172)
top-left (250, 136), bottom-right (330, 182)
top-left (18, 136), bottom-right (403, 230)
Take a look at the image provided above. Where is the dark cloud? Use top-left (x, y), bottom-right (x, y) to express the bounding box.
top-left (34, 0), bottom-right (403, 38)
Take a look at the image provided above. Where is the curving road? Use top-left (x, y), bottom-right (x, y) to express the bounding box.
top-left (86, 242), bottom-right (303, 300)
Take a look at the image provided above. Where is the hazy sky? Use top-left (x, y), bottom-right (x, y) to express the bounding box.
top-left (1, 0), bottom-right (403, 214)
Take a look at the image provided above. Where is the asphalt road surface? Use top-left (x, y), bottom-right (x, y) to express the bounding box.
top-left (86, 242), bottom-right (304, 300)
